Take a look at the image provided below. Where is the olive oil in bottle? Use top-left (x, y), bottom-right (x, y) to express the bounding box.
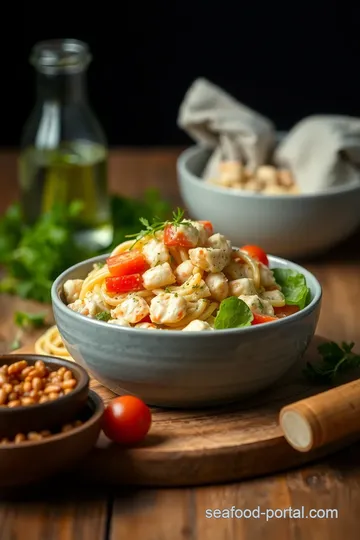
top-left (19, 39), bottom-right (113, 250)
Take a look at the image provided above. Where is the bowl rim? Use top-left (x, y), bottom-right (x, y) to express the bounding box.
top-left (177, 145), bottom-right (360, 199)
top-left (0, 390), bottom-right (103, 449)
top-left (51, 253), bottom-right (322, 336)
top-left (0, 353), bottom-right (89, 414)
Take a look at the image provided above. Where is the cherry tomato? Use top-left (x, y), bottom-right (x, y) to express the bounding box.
top-left (164, 224), bottom-right (197, 248)
top-left (105, 274), bottom-right (143, 293)
top-left (199, 220), bottom-right (214, 236)
top-left (102, 395), bottom-right (152, 446)
top-left (274, 305), bottom-right (300, 318)
top-left (106, 251), bottom-right (149, 277)
top-left (240, 245), bottom-right (269, 266)
top-left (251, 312), bottom-right (277, 325)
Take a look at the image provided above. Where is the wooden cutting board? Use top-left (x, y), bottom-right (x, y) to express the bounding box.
top-left (13, 336), bottom-right (357, 487)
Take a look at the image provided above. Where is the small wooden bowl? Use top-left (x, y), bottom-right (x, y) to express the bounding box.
top-left (0, 390), bottom-right (104, 488)
top-left (0, 354), bottom-right (89, 439)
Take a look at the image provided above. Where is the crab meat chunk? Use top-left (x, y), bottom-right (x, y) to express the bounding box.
top-left (261, 289), bottom-right (286, 307)
top-left (108, 318), bottom-right (131, 327)
top-left (150, 293), bottom-right (187, 324)
top-left (173, 223), bottom-right (200, 247)
top-left (182, 320), bottom-right (213, 331)
top-left (68, 293), bottom-right (106, 317)
top-left (189, 221), bottom-right (209, 246)
top-left (175, 260), bottom-right (195, 284)
top-left (223, 261), bottom-right (248, 280)
top-left (238, 294), bottom-right (274, 316)
top-left (189, 246), bottom-right (231, 273)
top-left (229, 278), bottom-right (257, 297)
top-left (204, 272), bottom-right (229, 301)
top-left (142, 238), bottom-right (170, 267)
top-left (135, 322), bottom-right (157, 329)
top-left (142, 262), bottom-right (176, 290)
top-left (111, 295), bottom-right (149, 324)
top-left (206, 233), bottom-right (232, 255)
top-left (68, 299), bottom-right (87, 314)
top-left (63, 279), bottom-right (84, 303)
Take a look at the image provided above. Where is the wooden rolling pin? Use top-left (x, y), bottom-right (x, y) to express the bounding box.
top-left (279, 378), bottom-right (360, 452)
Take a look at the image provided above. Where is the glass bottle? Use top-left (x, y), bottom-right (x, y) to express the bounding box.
top-left (19, 39), bottom-right (113, 250)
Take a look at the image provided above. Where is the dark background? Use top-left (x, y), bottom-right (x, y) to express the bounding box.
top-left (4, 0), bottom-right (360, 147)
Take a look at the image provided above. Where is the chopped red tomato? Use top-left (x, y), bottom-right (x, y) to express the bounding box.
top-left (164, 224), bottom-right (197, 248)
top-left (107, 251), bottom-right (149, 277)
top-left (102, 395), bottom-right (152, 446)
top-left (251, 313), bottom-right (278, 325)
top-left (199, 220), bottom-right (214, 236)
top-left (106, 274), bottom-right (143, 294)
top-left (240, 245), bottom-right (269, 266)
top-left (139, 314), bottom-right (152, 323)
top-left (274, 305), bottom-right (300, 318)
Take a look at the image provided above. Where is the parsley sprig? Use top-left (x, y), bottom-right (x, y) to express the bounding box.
top-left (125, 207), bottom-right (189, 248)
top-left (304, 341), bottom-right (360, 383)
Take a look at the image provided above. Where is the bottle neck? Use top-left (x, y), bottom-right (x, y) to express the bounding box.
top-left (35, 69), bottom-right (88, 104)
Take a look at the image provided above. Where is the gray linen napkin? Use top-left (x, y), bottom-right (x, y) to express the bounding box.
top-left (178, 79), bottom-right (360, 192)
top-left (177, 78), bottom-right (276, 180)
top-left (274, 115), bottom-right (360, 192)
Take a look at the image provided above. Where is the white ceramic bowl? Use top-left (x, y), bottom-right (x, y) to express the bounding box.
top-left (52, 254), bottom-right (321, 409)
top-left (177, 145), bottom-right (360, 258)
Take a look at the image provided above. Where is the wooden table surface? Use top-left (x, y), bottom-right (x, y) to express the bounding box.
top-left (1, 149), bottom-right (360, 539)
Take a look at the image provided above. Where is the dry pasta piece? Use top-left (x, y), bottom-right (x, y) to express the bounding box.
top-left (35, 326), bottom-right (73, 361)
top-left (79, 266), bottom-right (111, 300)
top-left (199, 301), bottom-right (219, 321)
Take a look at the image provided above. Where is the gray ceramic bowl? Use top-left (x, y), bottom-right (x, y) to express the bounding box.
top-left (177, 145), bottom-right (360, 258)
top-left (51, 254), bottom-right (321, 408)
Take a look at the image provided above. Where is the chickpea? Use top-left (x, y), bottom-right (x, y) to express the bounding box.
top-left (44, 384), bottom-right (61, 395)
top-left (23, 381), bottom-right (32, 393)
top-left (35, 360), bottom-right (45, 370)
top-left (0, 389), bottom-right (7, 405)
top-left (21, 366), bottom-right (32, 378)
top-left (21, 397), bottom-right (35, 406)
top-left (14, 433), bottom-right (26, 443)
top-left (2, 383), bottom-right (12, 394)
top-left (32, 377), bottom-right (43, 391)
top-left (13, 383), bottom-right (24, 394)
top-left (7, 400), bottom-right (21, 407)
top-left (62, 379), bottom-right (77, 390)
top-left (63, 370), bottom-right (73, 381)
top-left (8, 360), bottom-right (27, 375)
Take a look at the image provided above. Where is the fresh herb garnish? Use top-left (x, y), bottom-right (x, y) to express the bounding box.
top-left (272, 268), bottom-right (311, 310)
top-left (304, 341), bottom-right (360, 383)
top-left (14, 311), bottom-right (47, 329)
top-left (125, 207), bottom-right (188, 248)
top-left (214, 297), bottom-right (253, 329)
top-left (95, 311), bottom-right (111, 322)
top-left (0, 189), bottom-right (171, 303)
